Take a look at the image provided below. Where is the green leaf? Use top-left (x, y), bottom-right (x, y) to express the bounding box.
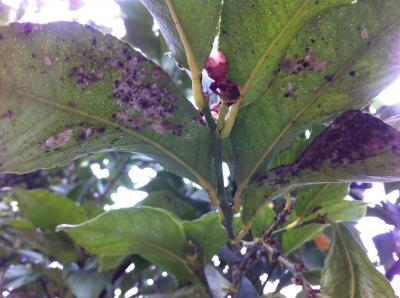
top-left (230, 0), bottom-right (400, 200)
top-left (183, 212), bottom-right (227, 268)
top-left (142, 286), bottom-right (209, 298)
top-left (282, 199), bottom-right (367, 254)
top-left (0, 22), bottom-right (215, 196)
top-left (282, 224), bottom-right (326, 255)
top-left (321, 223), bottom-right (395, 298)
top-left (294, 184), bottom-right (348, 218)
top-left (220, 0), bottom-right (351, 91)
top-left (13, 189), bottom-right (87, 230)
top-left (10, 228), bottom-right (79, 263)
top-left (139, 190), bottom-right (197, 220)
top-left (4, 218), bottom-right (35, 229)
top-left (65, 271), bottom-right (112, 298)
top-left (118, 0), bottom-right (163, 61)
top-left (242, 111), bottom-right (400, 227)
top-left (59, 206), bottom-right (194, 281)
top-left (98, 255), bottom-right (126, 272)
top-left (302, 200), bottom-right (367, 224)
top-left (140, 0), bottom-right (221, 68)
top-left (3, 265), bottom-right (41, 290)
top-left (251, 205), bottom-right (275, 238)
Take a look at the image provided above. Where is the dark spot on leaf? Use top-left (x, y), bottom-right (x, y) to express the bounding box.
top-left (349, 70), bottom-right (356, 77)
top-left (109, 50), bottom-right (181, 135)
top-left (68, 101), bottom-right (77, 107)
top-left (41, 128), bottom-right (73, 149)
top-left (2, 110), bottom-right (14, 120)
top-left (69, 63), bottom-right (103, 86)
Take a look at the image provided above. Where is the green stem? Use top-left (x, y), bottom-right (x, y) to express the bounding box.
top-left (217, 103), bottom-right (228, 132)
top-left (203, 104), bottom-right (235, 239)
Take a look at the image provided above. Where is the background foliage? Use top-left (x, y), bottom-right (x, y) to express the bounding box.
top-left (1, 1), bottom-right (400, 297)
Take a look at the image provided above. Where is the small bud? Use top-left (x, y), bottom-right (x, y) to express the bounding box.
top-left (291, 275), bottom-right (303, 285)
top-left (205, 51), bottom-right (229, 81)
top-left (185, 240), bottom-right (198, 263)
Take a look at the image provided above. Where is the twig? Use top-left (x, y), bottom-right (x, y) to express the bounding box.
top-left (232, 246), bottom-right (258, 290)
top-left (262, 242), bottom-right (316, 298)
top-left (263, 198), bottom-right (293, 241)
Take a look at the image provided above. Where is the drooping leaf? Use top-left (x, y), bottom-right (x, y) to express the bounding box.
top-left (98, 255), bottom-right (126, 272)
top-left (238, 276), bottom-right (261, 298)
top-left (10, 227), bottom-right (78, 263)
top-left (117, 0), bottom-right (163, 61)
top-left (204, 264), bottom-right (233, 298)
top-left (4, 218), bottom-right (35, 229)
top-left (231, 0), bottom-right (400, 203)
top-left (183, 212), bottom-right (228, 268)
top-left (0, 22), bottom-right (215, 198)
top-left (3, 265), bottom-right (41, 290)
top-left (140, 0), bottom-right (221, 68)
top-left (138, 190), bottom-right (196, 220)
top-left (139, 170), bottom-right (184, 193)
top-left (13, 189), bottom-right (86, 230)
top-left (281, 224), bottom-right (325, 255)
top-left (59, 206), bottom-right (194, 281)
top-left (294, 184), bottom-right (348, 219)
top-left (321, 223), bottom-right (395, 298)
top-left (242, 110), bottom-right (400, 226)
top-left (302, 200), bottom-right (367, 224)
top-left (282, 199), bottom-right (366, 254)
top-left (65, 270), bottom-right (112, 298)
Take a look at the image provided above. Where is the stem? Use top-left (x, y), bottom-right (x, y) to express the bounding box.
top-left (203, 103), bottom-right (235, 239)
top-left (220, 102), bottom-right (240, 139)
top-left (217, 103), bottom-right (228, 132)
top-left (232, 247), bottom-right (258, 294)
top-left (262, 243), bottom-right (316, 298)
top-left (165, 0), bottom-right (204, 109)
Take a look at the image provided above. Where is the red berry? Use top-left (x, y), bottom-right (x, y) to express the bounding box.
top-left (205, 51), bottom-right (229, 81)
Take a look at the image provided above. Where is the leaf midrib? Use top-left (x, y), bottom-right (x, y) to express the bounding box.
top-left (130, 236), bottom-right (193, 275)
top-left (235, 18), bottom-right (400, 207)
top-left (1, 84), bottom-right (217, 202)
top-left (333, 224), bottom-right (356, 297)
top-left (242, 0), bottom-right (309, 96)
top-left (298, 184), bottom-right (330, 219)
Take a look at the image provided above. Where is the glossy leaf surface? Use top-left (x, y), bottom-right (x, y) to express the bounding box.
top-left (321, 223), bottom-right (395, 298)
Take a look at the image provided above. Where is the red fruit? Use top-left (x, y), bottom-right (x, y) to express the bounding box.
top-left (205, 51), bottom-right (229, 81)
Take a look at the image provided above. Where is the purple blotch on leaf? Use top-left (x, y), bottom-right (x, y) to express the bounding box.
top-left (19, 23), bottom-right (39, 36)
top-left (258, 110), bottom-right (400, 185)
top-left (2, 110), bottom-right (14, 121)
top-left (109, 48), bottom-right (181, 135)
